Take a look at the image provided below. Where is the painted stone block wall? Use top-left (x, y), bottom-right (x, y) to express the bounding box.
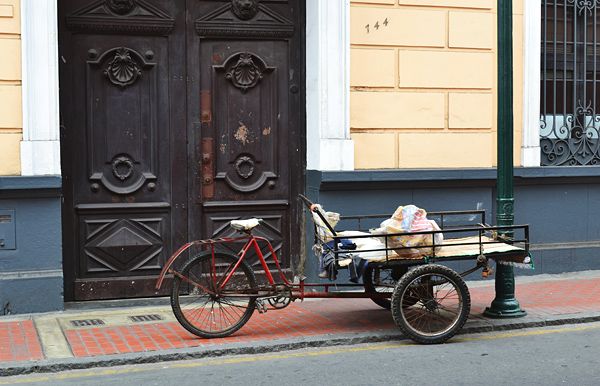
top-left (0, 0), bottom-right (21, 176)
top-left (350, 0), bottom-right (523, 169)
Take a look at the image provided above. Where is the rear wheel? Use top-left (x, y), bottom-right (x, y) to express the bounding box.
top-left (171, 252), bottom-right (257, 338)
top-left (391, 264), bottom-right (470, 344)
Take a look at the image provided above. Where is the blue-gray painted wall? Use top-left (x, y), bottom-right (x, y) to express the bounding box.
top-left (304, 167), bottom-right (600, 283)
top-left (2, 168), bottom-right (600, 314)
top-left (0, 176), bottom-right (63, 315)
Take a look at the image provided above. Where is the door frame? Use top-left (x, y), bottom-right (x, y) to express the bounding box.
top-left (305, 0), bottom-right (353, 171)
top-left (20, 1), bottom-right (61, 176)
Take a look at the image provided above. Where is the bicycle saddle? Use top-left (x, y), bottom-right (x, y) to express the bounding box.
top-left (230, 218), bottom-right (262, 231)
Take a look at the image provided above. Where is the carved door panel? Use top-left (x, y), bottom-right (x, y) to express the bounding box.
top-left (59, 0), bottom-right (186, 300)
top-left (188, 1), bottom-right (304, 275)
top-left (59, 0), bottom-right (305, 300)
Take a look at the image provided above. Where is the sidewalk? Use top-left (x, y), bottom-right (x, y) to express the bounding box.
top-left (2, 270), bottom-right (600, 376)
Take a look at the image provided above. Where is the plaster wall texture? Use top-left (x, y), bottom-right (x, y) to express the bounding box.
top-left (350, 0), bottom-right (524, 169)
top-left (0, 191), bottom-right (64, 314)
top-left (0, 0), bottom-right (21, 176)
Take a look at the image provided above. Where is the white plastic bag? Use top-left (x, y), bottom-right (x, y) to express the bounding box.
top-left (372, 205), bottom-right (443, 258)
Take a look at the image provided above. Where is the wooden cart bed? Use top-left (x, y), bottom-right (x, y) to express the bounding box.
top-left (337, 236), bottom-right (529, 267)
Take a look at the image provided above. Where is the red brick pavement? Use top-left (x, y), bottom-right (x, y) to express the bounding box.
top-left (63, 302), bottom-right (394, 357)
top-left (470, 277), bottom-right (600, 315)
top-left (0, 321), bottom-right (43, 362)
top-left (2, 276), bottom-right (600, 362)
top-left (62, 277), bottom-right (600, 358)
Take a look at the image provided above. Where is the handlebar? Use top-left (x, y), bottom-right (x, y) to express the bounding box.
top-left (298, 194), bottom-right (316, 211)
top-left (299, 194), bottom-right (339, 237)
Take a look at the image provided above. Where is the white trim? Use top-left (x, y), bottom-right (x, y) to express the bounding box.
top-left (521, 0), bottom-right (541, 167)
top-left (306, 0), bottom-right (354, 171)
top-left (20, 0), bottom-right (61, 176)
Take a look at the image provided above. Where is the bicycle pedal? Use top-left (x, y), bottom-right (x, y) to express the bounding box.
top-left (255, 299), bottom-right (267, 314)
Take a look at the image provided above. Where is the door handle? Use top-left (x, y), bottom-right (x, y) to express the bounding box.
top-left (201, 137), bottom-right (215, 199)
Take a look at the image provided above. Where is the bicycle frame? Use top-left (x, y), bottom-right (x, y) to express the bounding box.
top-left (155, 232), bottom-right (292, 292)
top-left (155, 230), bottom-right (390, 301)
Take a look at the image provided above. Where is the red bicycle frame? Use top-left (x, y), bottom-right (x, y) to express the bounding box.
top-left (155, 233), bottom-right (292, 292)
top-left (156, 230), bottom-right (392, 301)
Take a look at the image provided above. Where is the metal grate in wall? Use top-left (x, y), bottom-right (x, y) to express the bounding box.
top-left (541, 1), bottom-right (600, 165)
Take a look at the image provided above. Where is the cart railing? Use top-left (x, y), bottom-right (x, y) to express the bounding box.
top-left (339, 209), bottom-right (486, 232)
top-left (299, 194), bottom-right (529, 267)
top-left (328, 223), bottom-right (529, 265)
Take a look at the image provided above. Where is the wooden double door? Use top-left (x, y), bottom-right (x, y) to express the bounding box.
top-left (58, 0), bottom-right (305, 300)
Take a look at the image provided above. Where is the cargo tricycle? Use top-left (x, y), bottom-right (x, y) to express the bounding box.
top-left (156, 195), bottom-right (531, 344)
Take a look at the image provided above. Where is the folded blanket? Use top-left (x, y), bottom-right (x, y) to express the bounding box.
top-left (337, 236), bottom-right (532, 270)
top-left (370, 205), bottom-right (443, 258)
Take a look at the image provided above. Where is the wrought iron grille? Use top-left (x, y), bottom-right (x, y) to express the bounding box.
top-left (541, 1), bottom-right (600, 165)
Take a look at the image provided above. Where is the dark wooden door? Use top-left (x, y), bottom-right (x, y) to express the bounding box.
top-left (59, 0), bottom-right (304, 300)
top-left (188, 0), bottom-right (304, 276)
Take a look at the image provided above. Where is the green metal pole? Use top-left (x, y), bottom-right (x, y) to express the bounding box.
top-left (483, 0), bottom-right (526, 318)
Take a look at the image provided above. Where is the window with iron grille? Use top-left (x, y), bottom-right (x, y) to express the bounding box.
top-left (541, 1), bottom-right (600, 165)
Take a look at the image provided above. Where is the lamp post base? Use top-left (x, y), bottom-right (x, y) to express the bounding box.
top-left (483, 263), bottom-right (526, 318)
top-left (483, 301), bottom-right (527, 319)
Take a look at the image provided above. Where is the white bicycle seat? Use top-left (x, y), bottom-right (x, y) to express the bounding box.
top-left (230, 218), bottom-right (262, 231)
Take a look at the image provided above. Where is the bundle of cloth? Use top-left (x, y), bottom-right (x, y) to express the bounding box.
top-left (371, 205), bottom-right (443, 259)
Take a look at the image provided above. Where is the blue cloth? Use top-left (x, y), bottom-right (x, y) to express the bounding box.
top-left (348, 255), bottom-right (368, 283)
top-left (319, 239), bottom-right (358, 281)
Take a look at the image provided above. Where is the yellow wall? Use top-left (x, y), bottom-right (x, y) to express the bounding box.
top-left (0, 0), bottom-right (21, 175)
top-left (350, 0), bottom-right (523, 169)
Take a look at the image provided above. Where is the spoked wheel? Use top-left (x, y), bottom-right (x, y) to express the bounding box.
top-left (170, 252), bottom-right (257, 338)
top-left (391, 264), bottom-right (470, 344)
top-left (363, 264), bottom-right (408, 310)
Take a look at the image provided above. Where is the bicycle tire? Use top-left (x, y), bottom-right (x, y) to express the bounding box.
top-left (170, 252), bottom-right (257, 338)
top-left (391, 264), bottom-right (470, 344)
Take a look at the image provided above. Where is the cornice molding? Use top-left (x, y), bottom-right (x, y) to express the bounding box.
top-left (195, 3), bottom-right (294, 38)
top-left (66, 0), bottom-right (175, 36)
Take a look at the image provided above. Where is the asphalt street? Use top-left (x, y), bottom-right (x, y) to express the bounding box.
top-left (2, 322), bottom-right (600, 386)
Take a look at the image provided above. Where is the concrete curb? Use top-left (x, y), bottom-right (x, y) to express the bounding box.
top-left (2, 313), bottom-right (600, 377)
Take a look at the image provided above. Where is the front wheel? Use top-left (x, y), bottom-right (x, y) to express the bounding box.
top-left (170, 252), bottom-right (257, 338)
top-left (391, 264), bottom-right (470, 344)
